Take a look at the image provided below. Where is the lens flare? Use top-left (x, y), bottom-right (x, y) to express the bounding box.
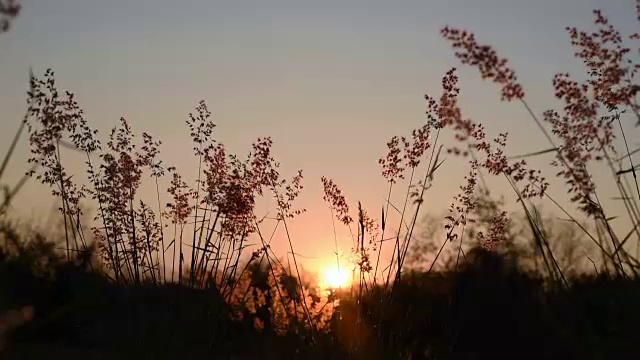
top-left (321, 265), bottom-right (351, 290)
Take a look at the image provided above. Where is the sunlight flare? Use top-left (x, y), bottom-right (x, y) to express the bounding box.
top-left (321, 265), bottom-right (351, 290)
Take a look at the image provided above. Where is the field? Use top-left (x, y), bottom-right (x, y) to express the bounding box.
top-left (2, 2), bottom-right (640, 359)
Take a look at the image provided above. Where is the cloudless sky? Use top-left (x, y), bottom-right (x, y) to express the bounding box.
top-left (1, 0), bottom-right (638, 273)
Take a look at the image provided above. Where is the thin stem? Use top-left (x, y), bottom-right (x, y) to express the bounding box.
top-left (55, 140), bottom-right (71, 261)
top-left (0, 111), bottom-right (28, 183)
top-left (189, 147), bottom-right (204, 287)
top-left (373, 183), bottom-right (393, 284)
top-left (616, 111), bottom-right (640, 201)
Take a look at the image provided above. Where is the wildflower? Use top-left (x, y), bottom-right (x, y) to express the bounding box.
top-left (402, 124), bottom-right (432, 169)
top-left (441, 27), bottom-right (525, 101)
top-left (186, 100), bottom-right (215, 156)
top-left (276, 169), bottom-right (306, 219)
top-left (477, 211), bottom-right (509, 251)
top-left (379, 136), bottom-right (406, 183)
top-left (166, 170), bottom-right (193, 225)
top-left (321, 177), bottom-right (353, 225)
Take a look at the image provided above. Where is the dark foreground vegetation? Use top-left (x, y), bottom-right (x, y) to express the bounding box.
top-left (2, 230), bottom-right (640, 360)
top-left (3, 2), bottom-right (640, 359)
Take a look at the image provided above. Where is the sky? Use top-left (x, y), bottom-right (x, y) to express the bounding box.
top-left (0, 0), bottom-right (638, 275)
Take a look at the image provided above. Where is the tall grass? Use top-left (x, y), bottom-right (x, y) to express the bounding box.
top-left (2, 2), bottom-right (640, 358)
top-left (314, 6), bottom-right (640, 350)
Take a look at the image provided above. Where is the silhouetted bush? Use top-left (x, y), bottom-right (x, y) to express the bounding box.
top-left (3, 226), bottom-right (640, 359)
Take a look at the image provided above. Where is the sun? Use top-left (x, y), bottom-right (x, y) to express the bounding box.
top-left (321, 265), bottom-right (351, 290)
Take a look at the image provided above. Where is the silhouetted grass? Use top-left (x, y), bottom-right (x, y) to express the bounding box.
top-left (3, 2), bottom-right (640, 359)
top-left (3, 223), bottom-right (640, 359)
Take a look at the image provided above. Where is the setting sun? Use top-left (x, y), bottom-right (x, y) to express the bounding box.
top-left (321, 265), bottom-right (351, 290)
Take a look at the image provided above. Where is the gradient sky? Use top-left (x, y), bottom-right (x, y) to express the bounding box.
top-left (1, 0), bottom-right (638, 274)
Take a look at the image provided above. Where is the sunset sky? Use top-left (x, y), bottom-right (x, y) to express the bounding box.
top-left (0, 0), bottom-right (638, 274)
